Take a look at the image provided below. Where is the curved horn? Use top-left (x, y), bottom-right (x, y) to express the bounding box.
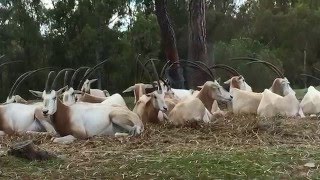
top-left (300, 74), bottom-right (320, 82)
top-left (160, 60), bottom-right (172, 79)
top-left (77, 58), bottom-right (110, 90)
top-left (0, 60), bottom-right (22, 69)
top-left (136, 57), bottom-right (154, 84)
top-left (64, 70), bottom-right (74, 87)
top-left (230, 57), bottom-right (261, 62)
top-left (45, 71), bottom-right (56, 93)
top-left (140, 58), bottom-right (161, 82)
top-left (231, 57), bottom-right (284, 77)
top-left (194, 61), bottom-right (215, 79)
top-left (70, 66), bottom-right (90, 88)
top-left (210, 64), bottom-right (240, 76)
top-left (9, 67), bottom-right (53, 98)
top-left (166, 60), bottom-right (215, 80)
top-left (314, 67), bottom-right (320, 73)
top-left (150, 59), bottom-right (161, 91)
top-left (51, 68), bottom-right (74, 90)
top-left (246, 61), bottom-right (284, 78)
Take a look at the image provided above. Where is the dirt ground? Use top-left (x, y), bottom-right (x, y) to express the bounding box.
top-left (1, 114), bottom-right (320, 179)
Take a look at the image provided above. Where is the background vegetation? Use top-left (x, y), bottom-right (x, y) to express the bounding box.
top-left (0, 0), bottom-right (320, 100)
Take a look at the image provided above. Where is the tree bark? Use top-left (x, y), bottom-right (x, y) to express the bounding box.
top-left (188, 0), bottom-right (209, 88)
top-left (155, 0), bottom-right (184, 89)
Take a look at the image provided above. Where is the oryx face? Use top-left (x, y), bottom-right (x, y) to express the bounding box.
top-left (62, 87), bottom-right (77, 106)
top-left (281, 78), bottom-right (295, 95)
top-left (42, 90), bottom-right (58, 116)
top-left (224, 76), bottom-right (252, 92)
top-left (208, 80), bottom-right (233, 102)
top-left (238, 76), bottom-right (252, 92)
top-left (149, 90), bottom-right (168, 112)
top-left (81, 79), bottom-right (97, 93)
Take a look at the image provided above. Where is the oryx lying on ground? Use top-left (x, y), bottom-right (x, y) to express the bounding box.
top-left (0, 68), bottom-right (57, 136)
top-left (30, 71), bottom-right (144, 144)
top-left (245, 60), bottom-right (304, 117)
top-left (301, 86), bottom-right (320, 115)
top-left (168, 80), bottom-right (232, 126)
top-left (230, 59), bottom-right (301, 116)
top-left (299, 74), bottom-right (320, 115)
top-left (77, 59), bottom-right (111, 97)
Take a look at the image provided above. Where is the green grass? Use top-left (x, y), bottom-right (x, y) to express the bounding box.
top-left (1, 146), bottom-right (320, 179)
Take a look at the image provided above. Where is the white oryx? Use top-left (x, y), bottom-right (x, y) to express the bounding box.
top-left (168, 80), bottom-right (232, 126)
top-left (299, 74), bottom-right (320, 115)
top-left (300, 86), bottom-right (320, 115)
top-left (77, 59), bottom-right (111, 98)
top-left (0, 68), bottom-right (57, 136)
top-left (30, 71), bottom-right (144, 144)
top-left (229, 59), bottom-right (303, 117)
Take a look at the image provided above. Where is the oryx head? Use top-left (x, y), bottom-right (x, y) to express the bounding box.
top-left (199, 80), bottom-right (233, 102)
top-left (62, 87), bottom-right (82, 106)
top-left (224, 75), bottom-right (252, 92)
top-left (62, 67), bottom-right (89, 105)
top-left (30, 70), bottom-right (70, 116)
top-left (81, 79), bottom-right (98, 93)
top-left (147, 90), bottom-right (168, 112)
top-left (271, 77), bottom-right (295, 96)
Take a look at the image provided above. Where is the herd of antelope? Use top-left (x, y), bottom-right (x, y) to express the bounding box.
top-left (0, 56), bottom-right (319, 144)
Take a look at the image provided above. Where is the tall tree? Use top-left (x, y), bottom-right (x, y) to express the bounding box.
top-left (155, 0), bottom-right (184, 88)
top-left (188, 0), bottom-right (209, 87)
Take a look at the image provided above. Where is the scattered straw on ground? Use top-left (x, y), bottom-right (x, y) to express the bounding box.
top-left (1, 114), bottom-right (320, 179)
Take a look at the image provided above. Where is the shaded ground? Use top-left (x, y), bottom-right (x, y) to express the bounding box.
top-left (1, 114), bottom-right (320, 179)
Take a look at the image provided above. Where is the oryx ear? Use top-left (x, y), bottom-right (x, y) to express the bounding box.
top-left (224, 79), bottom-right (231, 84)
top-left (57, 86), bottom-right (68, 95)
top-left (89, 79), bottom-right (98, 84)
top-left (103, 90), bottom-right (110, 96)
top-left (216, 77), bottom-right (221, 84)
top-left (29, 90), bottom-right (43, 98)
top-left (197, 85), bottom-right (204, 89)
top-left (74, 90), bottom-right (83, 94)
top-left (123, 86), bottom-right (135, 93)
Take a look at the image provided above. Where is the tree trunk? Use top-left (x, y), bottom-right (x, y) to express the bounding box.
top-left (188, 0), bottom-right (209, 88)
top-left (155, 0), bottom-right (184, 89)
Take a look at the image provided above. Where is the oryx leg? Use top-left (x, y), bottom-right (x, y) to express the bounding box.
top-left (38, 120), bottom-right (58, 136)
top-left (52, 135), bottom-right (77, 144)
top-left (110, 116), bottom-right (137, 136)
top-left (203, 109), bottom-right (212, 123)
top-left (298, 107), bottom-right (305, 118)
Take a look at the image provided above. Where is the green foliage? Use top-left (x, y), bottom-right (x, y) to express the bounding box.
top-left (0, 0), bottom-right (320, 100)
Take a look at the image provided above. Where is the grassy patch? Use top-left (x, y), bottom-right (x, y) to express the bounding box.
top-left (2, 114), bottom-right (320, 178)
top-left (1, 146), bottom-right (320, 179)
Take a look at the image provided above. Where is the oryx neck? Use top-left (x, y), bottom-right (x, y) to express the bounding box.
top-left (52, 99), bottom-right (71, 136)
top-left (196, 85), bottom-right (214, 111)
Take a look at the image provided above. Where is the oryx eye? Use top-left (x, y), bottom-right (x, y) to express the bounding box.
top-left (53, 97), bottom-right (57, 100)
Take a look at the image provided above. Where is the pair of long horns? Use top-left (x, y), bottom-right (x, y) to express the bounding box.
top-left (76, 58), bottom-right (110, 90)
top-left (231, 57), bottom-right (284, 78)
top-left (8, 67), bottom-right (52, 98)
top-left (136, 56), bottom-right (162, 90)
top-left (69, 66), bottom-right (90, 88)
top-left (45, 68), bottom-right (74, 92)
top-left (160, 60), bottom-right (215, 80)
top-left (300, 74), bottom-right (320, 82)
top-left (210, 64), bottom-right (240, 76)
